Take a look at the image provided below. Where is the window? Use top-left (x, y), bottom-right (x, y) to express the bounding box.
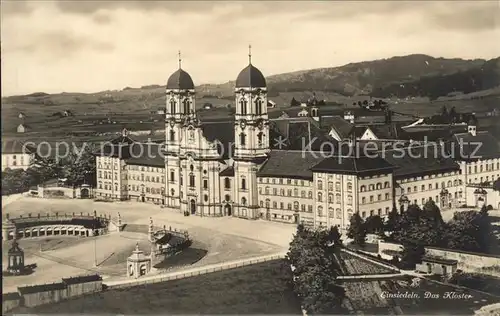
top-left (273, 188), bottom-right (277, 195)
top-left (170, 170), bottom-right (175, 182)
top-left (265, 199), bottom-right (270, 208)
top-left (362, 197), bottom-right (366, 204)
top-left (281, 189), bottom-right (285, 196)
top-left (317, 192), bottom-right (323, 202)
top-left (308, 205), bottom-right (313, 212)
top-left (240, 98), bottom-right (247, 115)
top-left (317, 180), bottom-right (323, 190)
top-left (335, 193), bottom-right (341, 203)
top-left (308, 191), bottom-right (313, 199)
top-left (189, 173), bottom-right (195, 187)
top-left (224, 178), bottom-right (231, 189)
top-left (203, 179), bottom-right (208, 189)
top-left (317, 206), bottom-right (323, 217)
top-left (384, 181), bottom-right (390, 188)
top-left (347, 195), bottom-right (352, 205)
top-left (328, 194), bottom-right (333, 203)
top-left (265, 186), bottom-right (270, 194)
top-left (376, 183), bottom-right (382, 190)
top-left (241, 177), bottom-right (247, 190)
top-left (273, 201), bottom-right (277, 208)
top-left (328, 208), bottom-right (334, 218)
top-left (360, 185), bottom-right (366, 192)
top-left (377, 194), bottom-right (381, 201)
top-left (170, 99), bottom-right (176, 114)
top-left (385, 193), bottom-right (389, 200)
top-left (241, 197), bottom-right (247, 205)
top-left (288, 203), bottom-right (292, 210)
top-left (225, 194), bottom-right (230, 202)
top-left (336, 182), bottom-right (341, 191)
top-left (183, 99), bottom-right (190, 114)
top-left (294, 188), bottom-right (298, 196)
top-left (240, 133), bottom-right (246, 146)
top-left (170, 130), bottom-right (175, 141)
top-left (294, 201), bottom-right (299, 211)
top-left (301, 190), bottom-right (305, 198)
top-left (369, 184), bottom-right (374, 191)
top-left (256, 98), bottom-right (263, 115)
top-left (336, 208), bottom-right (341, 219)
top-left (328, 182), bottom-right (333, 190)
top-left (347, 183), bottom-right (352, 192)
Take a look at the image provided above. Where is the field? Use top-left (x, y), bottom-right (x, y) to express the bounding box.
top-left (343, 277), bottom-right (500, 315)
top-left (12, 259), bottom-right (302, 315)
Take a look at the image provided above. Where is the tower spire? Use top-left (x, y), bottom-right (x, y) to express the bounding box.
top-left (178, 50), bottom-right (182, 69)
top-left (248, 44), bottom-right (252, 65)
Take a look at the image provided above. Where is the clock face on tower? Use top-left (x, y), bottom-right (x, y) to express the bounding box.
top-left (239, 120), bottom-right (247, 129)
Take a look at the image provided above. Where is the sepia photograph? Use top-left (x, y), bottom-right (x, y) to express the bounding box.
top-left (1, 0), bottom-right (500, 314)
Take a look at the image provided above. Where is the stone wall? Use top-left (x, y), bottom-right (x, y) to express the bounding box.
top-left (378, 241), bottom-right (500, 276)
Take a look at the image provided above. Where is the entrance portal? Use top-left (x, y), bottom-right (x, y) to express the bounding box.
top-left (141, 195), bottom-right (145, 203)
top-left (225, 204), bottom-right (232, 216)
top-left (293, 214), bottom-right (299, 224)
top-left (80, 188), bottom-right (90, 198)
top-left (190, 199), bottom-right (196, 215)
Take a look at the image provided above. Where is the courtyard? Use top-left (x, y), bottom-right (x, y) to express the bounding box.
top-left (2, 196), bottom-right (295, 292)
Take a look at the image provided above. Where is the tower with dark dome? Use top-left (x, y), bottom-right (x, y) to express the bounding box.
top-left (164, 51), bottom-right (195, 208)
top-left (233, 46), bottom-right (270, 219)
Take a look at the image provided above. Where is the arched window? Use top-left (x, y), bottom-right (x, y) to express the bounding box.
top-left (170, 100), bottom-right (176, 114)
top-left (384, 181), bottom-right (390, 188)
top-left (362, 197), bottom-right (366, 204)
top-left (347, 183), bottom-right (352, 191)
top-left (328, 194), bottom-right (333, 203)
top-left (328, 182), bottom-right (333, 190)
top-left (241, 177), bottom-right (247, 190)
top-left (170, 188), bottom-right (175, 196)
top-left (308, 191), bottom-right (313, 198)
top-left (360, 185), bottom-right (366, 192)
top-left (257, 132), bottom-right (263, 146)
top-left (183, 99), bottom-right (190, 114)
top-left (328, 207), bottom-right (334, 218)
top-left (376, 183), bottom-right (382, 190)
top-left (189, 173), bottom-right (195, 187)
top-left (204, 194), bottom-right (208, 202)
top-left (294, 188), bottom-right (298, 196)
top-left (224, 178), bottom-right (231, 189)
top-left (240, 98), bottom-right (247, 115)
top-left (347, 195), bottom-right (352, 205)
top-left (317, 192), bottom-right (323, 202)
top-left (447, 180), bottom-right (452, 187)
top-left (301, 190), bottom-right (305, 198)
top-left (335, 193), bottom-right (341, 203)
top-left (294, 201), bottom-right (299, 210)
top-left (241, 197), bottom-right (247, 205)
top-left (317, 180), bottom-right (323, 190)
top-left (240, 133), bottom-right (246, 146)
top-left (225, 194), bottom-right (230, 201)
top-left (265, 186), bottom-right (270, 194)
top-left (98, 181), bottom-right (102, 189)
top-left (265, 199), bottom-right (270, 208)
top-left (336, 208), bottom-right (342, 219)
top-left (369, 184), bottom-right (375, 191)
top-left (317, 206), bottom-right (323, 217)
top-left (256, 98), bottom-right (263, 115)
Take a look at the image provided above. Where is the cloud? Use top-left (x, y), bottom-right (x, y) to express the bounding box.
top-left (1, 1), bottom-right (499, 96)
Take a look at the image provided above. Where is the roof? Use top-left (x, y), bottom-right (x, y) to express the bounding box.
top-left (382, 144), bottom-right (460, 179)
top-left (62, 274), bottom-right (102, 285)
top-left (200, 121), bottom-right (235, 159)
top-left (8, 239), bottom-right (23, 254)
top-left (18, 282), bottom-right (67, 295)
top-left (366, 124), bottom-right (409, 140)
top-left (320, 116), bottom-right (354, 139)
top-left (125, 143), bottom-right (165, 167)
top-left (257, 150), bottom-right (324, 179)
top-left (422, 256), bottom-right (458, 265)
top-left (110, 134), bottom-right (136, 145)
top-left (310, 156), bottom-right (395, 175)
top-left (2, 292), bottom-right (21, 301)
top-left (166, 68), bottom-right (195, 90)
top-left (269, 117), bottom-right (338, 151)
top-left (2, 139), bottom-right (35, 154)
top-left (452, 131), bottom-right (500, 161)
top-left (220, 166), bottom-right (234, 177)
top-left (12, 218), bottom-right (105, 229)
top-left (235, 64), bottom-right (266, 88)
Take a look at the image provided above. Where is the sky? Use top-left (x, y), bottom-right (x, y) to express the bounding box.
top-left (1, 0), bottom-right (499, 96)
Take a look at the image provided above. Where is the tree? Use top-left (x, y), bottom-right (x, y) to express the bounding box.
top-left (493, 177), bottom-right (500, 192)
top-left (347, 213), bottom-right (366, 247)
top-left (400, 240), bottom-right (425, 269)
top-left (290, 97), bottom-right (300, 107)
top-left (385, 207), bottom-right (401, 237)
top-left (326, 225), bottom-right (342, 247)
top-left (61, 144), bottom-right (96, 186)
top-left (365, 215), bottom-right (384, 235)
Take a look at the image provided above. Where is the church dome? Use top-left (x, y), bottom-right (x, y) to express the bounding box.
top-left (166, 69), bottom-right (195, 90)
top-left (235, 64), bottom-right (266, 88)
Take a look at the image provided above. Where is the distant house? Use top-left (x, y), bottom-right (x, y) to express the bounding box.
top-left (62, 110), bottom-right (73, 117)
top-left (18, 112), bottom-right (26, 119)
top-left (2, 140), bottom-right (35, 171)
top-left (267, 100), bottom-right (276, 108)
top-left (17, 124), bottom-right (30, 133)
top-left (203, 103), bottom-right (213, 110)
top-left (155, 108), bottom-right (165, 115)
